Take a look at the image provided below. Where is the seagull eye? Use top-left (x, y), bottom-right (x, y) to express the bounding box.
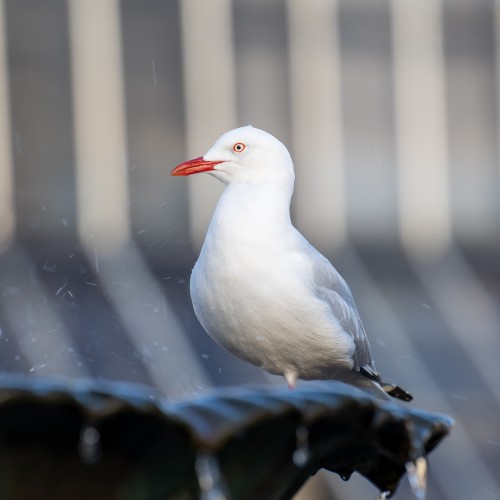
top-left (232, 142), bottom-right (246, 153)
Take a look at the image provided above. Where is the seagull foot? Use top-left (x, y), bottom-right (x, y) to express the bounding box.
top-left (285, 372), bottom-right (298, 390)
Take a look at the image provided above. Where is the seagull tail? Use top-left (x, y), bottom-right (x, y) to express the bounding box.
top-left (380, 381), bottom-right (413, 402)
top-left (357, 366), bottom-right (413, 402)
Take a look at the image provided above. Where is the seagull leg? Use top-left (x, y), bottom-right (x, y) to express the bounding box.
top-left (285, 372), bottom-right (298, 390)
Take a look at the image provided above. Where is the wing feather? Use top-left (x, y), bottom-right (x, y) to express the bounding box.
top-left (308, 248), bottom-right (377, 373)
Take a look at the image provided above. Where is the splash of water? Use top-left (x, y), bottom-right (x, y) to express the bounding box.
top-left (195, 451), bottom-right (229, 500)
top-left (292, 425), bottom-right (310, 467)
top-left (78, 425), bottom-right (101, 464)
top-left (406, 456), bottom-right (427, 499)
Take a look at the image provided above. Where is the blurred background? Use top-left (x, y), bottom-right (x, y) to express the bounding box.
top-left (0, 0), bottom-right (499, 498)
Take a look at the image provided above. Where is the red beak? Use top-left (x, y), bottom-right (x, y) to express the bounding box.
top-left (171, 156), bottom-right (223, 176)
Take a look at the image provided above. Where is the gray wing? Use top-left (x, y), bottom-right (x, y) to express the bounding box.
top-left (309, 248), bottom-right (378, 374)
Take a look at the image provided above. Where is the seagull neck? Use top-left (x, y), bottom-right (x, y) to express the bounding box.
top-left (216, 180), bottom-right (293, 227)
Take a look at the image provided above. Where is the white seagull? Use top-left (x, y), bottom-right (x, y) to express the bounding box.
top-left (172, 126), bottom-right (412, 401)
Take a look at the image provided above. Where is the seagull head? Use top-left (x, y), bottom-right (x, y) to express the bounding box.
top-left (171, 126), bottom-right (294, 186)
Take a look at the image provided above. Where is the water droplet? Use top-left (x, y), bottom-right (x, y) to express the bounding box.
top-left (56, 279), bottom-right (67, 295)
top-left (292, 425), bottom-right (310, 467)
top-left (94, 248), bottom-right (99, 273)
top-left (79, 425), bottom-right (101, 464)
top-left (42, 262), bottom-right (57, 272)
top-left (339, 470), bottom-right (352, 481)
top-left (406, 456), bottom-right (427, 499)
top-left (151, 60), bottom-right (157, 86)
top-left (195, 452), bottom-right (229, 500)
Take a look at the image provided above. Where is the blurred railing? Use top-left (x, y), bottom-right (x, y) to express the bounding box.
top-left (0, 1), bottom-right (499, 499)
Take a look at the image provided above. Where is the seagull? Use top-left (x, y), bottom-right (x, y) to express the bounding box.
top-left (171, 126), bottom-right (412, 401)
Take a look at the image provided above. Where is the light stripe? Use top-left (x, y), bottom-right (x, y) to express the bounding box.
top-left (391, 0), bottom-right (451, 259)
top-left (286, 0), bottom-right (346, 251)
top-left (411, 247), bottom-right (500, 409)
top-left (0, 0), bottom-right (15, 251)
top-left (180, 0), bottom-right (236, 250)
top-left (69, 0), bottom-right (129, 254)
top-left (68, 0), bottom-right (210, 395)
top-left (90, 246), bottom-right (211, 398)
top-left (494, 1), bottom-right (500, 189)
